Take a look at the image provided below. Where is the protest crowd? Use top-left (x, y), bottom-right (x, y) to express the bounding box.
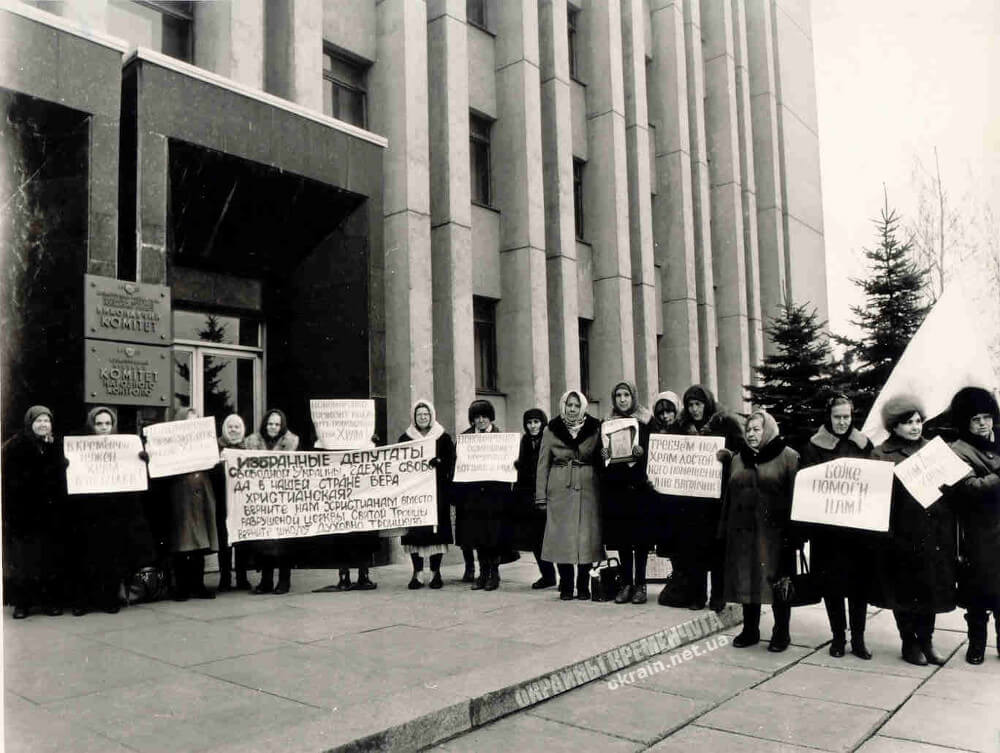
top-left (3, 379), bottom-right (1000, 669)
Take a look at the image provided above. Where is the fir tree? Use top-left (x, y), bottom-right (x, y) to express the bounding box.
top-left (745, 300), bottom-right (833, 450)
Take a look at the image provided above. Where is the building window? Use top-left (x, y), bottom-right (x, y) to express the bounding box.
top-left (573, 159), bottom-right (585, 240)
top-left (106, 0), bottom-right (193, 62)
top-left (474, 297), bottom-right (498, 392)
top-left (323, 50), bottom-right (368, 128)
top-left (568, 8), bottom-right (580, 80)
top-left (470, 114), bottom-right (493, 207)
top-left (579, 318), bottom-right (591, 398)
top-left (467, 0), bottom-right (487, 30)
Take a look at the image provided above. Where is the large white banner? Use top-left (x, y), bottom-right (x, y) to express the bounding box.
top-left (65, 434), bottom-right (148, 495)
top-left (791, 458), bottom-right (895, 532)
top-left (452, 432), bottom-right (520, 483)
top-left (310, 399), bottom-right (376, 450)
top-left (894, 436), bottom-right (972, 509)
top-left (646, 434), bottom-right (725, 499)
top-left (142, 417), bottom-right (220, 478)
top-left (223, 439), bottom-right (437, 542)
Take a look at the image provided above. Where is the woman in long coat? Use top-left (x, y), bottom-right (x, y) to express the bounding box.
top-left (399, 399), bottom-right (455, 590)
top-left (871, 394), bottom-right (956, 666)
top-left (512, 408), bottom-right (555, 589)
top-left (600, 381), bottom-right (653, 604)
top-left (947, 387), bottom-right (1000, 665)
top-left (2, 406), bottom-right (69, 618)
top-left (722, 410), bottom-right (800, 652)
top-left (214, 414), bottom-right (251, 591)
top-left (799, 395), bottom-right (876, 659)
top-left (536, 390), bottom-right (603, 600)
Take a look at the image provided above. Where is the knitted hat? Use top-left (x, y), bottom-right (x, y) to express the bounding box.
top-left (23, 405), bottom-right (53, 434)
top-left (880, 393), bottom-right (926, 431)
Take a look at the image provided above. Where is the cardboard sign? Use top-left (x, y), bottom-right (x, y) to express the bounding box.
top-left (65, 434), bottom-right (148, 494)
top-left (894, 436), bottom-right (972, 509)
top-left (646, 434), bottom-right (725, 498)
top-left (791, 458), bottom-right (895, 532)
top-left (143, 417), bottom-right (220, 478)
top-left (453, 432), bottom-right (520, 483)
top-left (223, 439), bottom-right (437, 542)
top-left (310, 399), bottom-right (376, 450)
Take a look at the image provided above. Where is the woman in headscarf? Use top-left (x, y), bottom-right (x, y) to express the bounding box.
top-left (214, 414), bottom-right (251, 591)
top-left (512, 408), bottom-right (555, 589)
top-left (722, 410), bottom-right (800, 652)
top-left (453, 399), bottom-right (511, 591)
top-left (399, 399), bottom-right (455, 589)
top-left (536, 390), bottom-right (603, 600)
top-left (2, 406), bottom-right (69, 618)
top-left (946, 387), bottom-right (1000, 665)
top-left (70, 407), bottom-right (155, 615)
top-left (600, 381), bottom-right (653, 604)
top-left (799, 395), bottom-right (876, 659)
top-left (870, 394), bottom-right (957, 667)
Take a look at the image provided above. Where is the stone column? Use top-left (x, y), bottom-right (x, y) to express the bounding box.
top-left (701, 0), bottom-right (750, 410)
top-left (369, 0), bottom-right (434, 435)
top-left (620, 0), bottom-right (658, 401)
top-left (137, 132), bottom-right (168, 285)
top-left (493, 0), bottom-right (551, 422)
top-left (538, 0), bottom-right (581, 408)
top-left (264, 0), bottom-right (322, 111)
top-left (580, 0), bottom-right (635, 404)
top-left (194, 0), bottom-right (265, 89)
top-left (648, 0), bottom-right (700, 392)
top-left (426, 0), bottom-right (475, 433)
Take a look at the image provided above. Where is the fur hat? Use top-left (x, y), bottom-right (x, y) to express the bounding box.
top-left (950, 387), bottom-right (999, 430)
top-left (880, 393), bottom-right (926, 431)
top-left (468, 399), bottom-right (495, 424)
top-left (522, 408), bottom-right (547, 431)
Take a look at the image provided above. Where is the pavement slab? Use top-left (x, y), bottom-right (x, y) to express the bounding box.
top-left (431, 712), bottom-right (643, 752)
top-left (856, 735), bottom-right (979, 753)
top-left (631, 639), bottom-right (770, 702)
top-left (699, 640), bottom-right (813, 673)
top-left (916, 666), bottom-right (1000, 704)
top-left (943, 645), bottom-right (1000, 676)
top-left (759, 662), bottom-right (923, 710)
top-left (646, 725), bottom-right (819, 752)
top-left (696, 688), bottom-right (887, 752)
top-left (3, 691), bottom-right (135, 753)
top-left (878, 693), bottom-right (1000, 752)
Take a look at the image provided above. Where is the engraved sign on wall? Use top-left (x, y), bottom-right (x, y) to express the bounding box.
top-left (84, 274), bottom-right (172, 346)
top-left (84, 340), bottom-right (170, 407)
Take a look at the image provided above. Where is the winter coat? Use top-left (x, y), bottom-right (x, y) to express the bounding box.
top-left (601, 419), bottom-right (653, 548)
top-left (240, 428), bottom-right (299, 561)
top-left (799, 425), bottom-right (877, 597)
top-left (511, 430), bottom-right (547, 552)
top-left (870, 436), bottom-right (957, 613)
top-left (167, 470), bottom-right (219, 554)
top-left (721, 438), bottom-right (799, 604)
top-left (949, 437), bottom-right (1000, 601)
top-left (453, 424), bottom-right (512, 550)
top-left (399, 431), bottom-right (455, 547)
top-left (536, 415), bottom-right (603, 564)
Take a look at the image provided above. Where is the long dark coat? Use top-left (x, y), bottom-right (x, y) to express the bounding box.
top-left (642, 423), bottom-right (688, 547)
top-left (511, 431), bottom-right (546, 552)
top-left (399, 431), bottom-right (455, 547)
top-left (601, 420), bottom-right (653, 547)
top-left (536, 416), bottom-right (603, 564)
top-left (453, 425), bottom-right (512, 550)
top-left (167, 471), bottom-right (219, 554)
top-left (950, 437), bottom-right (1000, 601)
top-left (799, 426), bottom-right (877, 596)
top-left (870, 436), bottom-right (957, 613)
top-left (721, 438), bottom-right (799, 605)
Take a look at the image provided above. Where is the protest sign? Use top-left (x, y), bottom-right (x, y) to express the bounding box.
top-left (65, 434), bottom-right (148, 494)
top-left (600, 418), bottom-right (640, 466)
top-left (223, 438), bottom-right (437, 542)
top-left (142, 417), bottom-right (220, 478)
top-left (894, 436), bottom-right (972, 509)
top-left (791, 458), bottom-right (894, 532)
top-left (646, 434), bottom-right (724, 498)
top-left (310, 399), bottom-right (375, 450)
top-left (453, 432), bottom-right (520, 483)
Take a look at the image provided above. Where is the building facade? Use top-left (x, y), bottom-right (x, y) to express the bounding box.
top-left (1, 0), bottom-right (826, 444)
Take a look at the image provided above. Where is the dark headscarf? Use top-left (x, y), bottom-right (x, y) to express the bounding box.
top-left (258, 408), bottom-right (289, 450)
top-left (24, 405), bottom-right (54, 444)
top-left (86, 406), bottom-right (118, 435)
top-left (607, 380), bottom-right (653, 424)
top-left (950, 387), bottom-right (1000, 452)
top-left (680, 384), bottom-right (718, 431)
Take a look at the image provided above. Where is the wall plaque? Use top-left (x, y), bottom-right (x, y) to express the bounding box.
top-left (84, 340), bottom-right (171, 406)
top-left (84, 274), bottom-right (172, 345)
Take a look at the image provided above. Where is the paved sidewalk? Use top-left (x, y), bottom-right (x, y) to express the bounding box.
top-left (3, 561), bottom-right (740, 753)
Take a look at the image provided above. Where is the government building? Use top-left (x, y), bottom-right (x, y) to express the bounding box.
top-left (1, 0), bottom-right (826, 443)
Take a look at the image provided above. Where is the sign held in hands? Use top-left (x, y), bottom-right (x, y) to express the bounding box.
top-left (142, 416), bottom-right (220, 478)
top-left (791, 458), bottom-right (894, 532)
top-left (65, 434), bottom-right (148, 494)
top-left (310, 399), bottom-right (376, 450)
top-left (453, 432), bottom-right (520, 483)
top-left (646, 434), bottom-right (724, 498)
top-left (893, 436), bottom-right (972, 509)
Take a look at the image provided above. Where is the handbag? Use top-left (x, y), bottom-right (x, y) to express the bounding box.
top-left (127, 566), bottom-right (168, 604)
top-left (589, 558), bottom-right (624, 602)
top-left (770, 547), bottom-right (821, 607)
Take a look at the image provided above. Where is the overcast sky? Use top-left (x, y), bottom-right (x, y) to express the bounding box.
top-left (811, 0), bottom-right (999, 337)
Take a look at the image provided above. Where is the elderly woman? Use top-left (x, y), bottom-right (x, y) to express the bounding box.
top-left (871, 394), bottom-right (957, 666)
top-left (947, 387), bottom-right (1000, 665)
top-left (722, 410), bottom-right (800, 652)
top-left (2, 406), bottom-right (69, 618)
top-left (600, 381), bottom-right (653, 604)
top-left (800, 395), bottom-right (876, 659)
top-left (512, 408), bottom-right (556, 589)
top-left (214, 414), bottom-right (251, 591)
top-left (536, 390), bottom-right (603, 600)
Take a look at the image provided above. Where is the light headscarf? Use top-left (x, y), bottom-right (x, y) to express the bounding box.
top-left (405, 399), bottom-right (445, 442)
top-left (651, 391), bottom-right (681, 432)
top-left (746, 409), bottom-right (780, 452)
top-left (560, 390), bottom-right (589, 437)
top-left (220, 414), bottom-right (246, 449)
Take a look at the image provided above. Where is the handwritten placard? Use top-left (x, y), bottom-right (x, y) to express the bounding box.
top-left (600, 418), bottom-right (640, 466)
top-left (791, 458), bottom-right (895, 532)
top-left (894, 436), bottom-right (972, 509)
top-left (223, 439), bottom-right (437, 542)
top-left (310, 399), bottom-right (376, 450)
top-left (65, 434), bottom-right (148, 494)
top-left (453, 432), bottom-right (520, 483)
top-left (142, 417), bottom-right (220, 478)
top-left (646, 434), bottom-right (725, 498)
